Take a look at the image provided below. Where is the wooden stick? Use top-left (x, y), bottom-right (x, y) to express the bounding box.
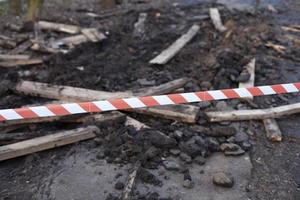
top-left (206, 103), bottom-right (300, 122)
top-left (0, 59), bottom-right (42, 67)
top-left (265, 42), bottom-right (286, 53)
top-left (263, 118), bottom-right (282, 142)
top-left (121, 161), bottom-right (141, 200)
top-left (0, 54), bottom-right (30, 60)
top-left (0, 126), bottom-right (99, 161)
top-left (149, 25), bottom-right (200, 65)
top-left (36, 21), bottom-right (81, 34)
top-left (133, 104), bottom-right (199, 124)
top-left (209, 8), bottom-right (227, 32)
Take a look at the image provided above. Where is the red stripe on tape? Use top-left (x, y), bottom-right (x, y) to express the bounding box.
top-left (247, 87), bottom-right (264, 96)
top-left (195, 92), bottom-right (214, 101)
top-left (15, 108), bottom-right (38, 118)
top-left (294, 83), bottom-right (300, 90)
top-left (271, 85), bottom-right (287, 94)
top-left (139, 96), bottom-right (160, 107)
top-left (47, 104), bottom-right (70, 116)
top-left (109, 99), bottom-right (131, 110)
top-left (222, 89), bottom-right (240, 99)
top-left (167, 94), bottom-right (187, 104)
top-left (78, 102), bottom-right (101, 112)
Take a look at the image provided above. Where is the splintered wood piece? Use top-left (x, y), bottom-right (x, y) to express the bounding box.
top-left (122, 161), bottom-right (141, 200)
top-left (239, 58), bottom-right (256, 100)
top-left (209, 8), bottom-right (227, 32)
top-left (0, 59), bottom-right (42, 67)
top-left (36, 21), bottom-right (81, 34)
top-left (9, 40), bottom-right (32, 54)
top-left (81, 28), bottom-right (106, 42)
top-left (206, 103), bottom-right (300, 122)
top-left (135, 77), bottom-right (190, 96)
top-left (31, 43), bottom-right (60, 54)
top-left (282, 26), bottom-right (300, 33)
top-left (16, 80), bottom-right (133, 101)
top-left (55, 31), bottom-right (106, 47)
top-left (0, 54), bottom-right (30, 60)
top-left (0, 126), bottom-right (99, 161)
top-left (133, 104), bottom-right (199, 124)
top-left (263, 118), bottom-right (282, 142)
top-left (149, 24), bottom-right (200, 65)
top-left (265, 42), bottom-right (286, 53)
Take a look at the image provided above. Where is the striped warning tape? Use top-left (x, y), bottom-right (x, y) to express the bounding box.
top-left (0, 82), bottom-right (299, 122)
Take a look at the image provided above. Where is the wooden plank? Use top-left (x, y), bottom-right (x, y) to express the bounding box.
top-left (122, 161), bottom-right (141, 200)
top-left (209, 8), bottom-right (227, 32)
top-left (133, 104), bottom-right (199, 124)
top-left (238, 58), bottom-right (256, 100)
top-left (36, 21), bottom-right (81, 34)
top-left (149, 25), bottom-right (200, 65)
top-left (206, 103), bottom-right (300, 122)
top-left (263, 118), bottom-right (282, 142)
top-left (0, 126), bottom-right (99, 161)
top-left (0, 59), bottom-right (43, 67)
top-left (16, 80), bottom-right (133, 101)
top-left (0, 54), bottom-right (30, 60)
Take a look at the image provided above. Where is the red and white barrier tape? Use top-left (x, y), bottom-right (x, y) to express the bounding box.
top-left (1, 82), bottom-right (300, 122)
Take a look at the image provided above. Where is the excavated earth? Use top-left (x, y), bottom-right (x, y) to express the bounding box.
top-left (0, 0), bottom-right (299, 199)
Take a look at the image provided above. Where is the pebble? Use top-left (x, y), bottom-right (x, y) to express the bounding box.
top-left (179, 153), bottom-right (192, 164)
top-left (114, 181), bottom-right (125, 190)
top-left (219, 143), bottom-right (240, 152)
top-left (212, 172), bottom-right (234, 188)
top-left (194, 156), bottom-right (206, 165)
top-left (183, 179), bottom-right (194, 189)
top-left (210, 126), bottom-right (237, 137)
top-left (237, 71), bottom-right (250, 82)
top-left (169, 149), bottom-right (181, 156)
top-left (163, 159), bottom-right (181, 171)
top-left (205, 137), bottom-right (219, 152)
top-left (224, 148), bottom-right (245, 156)
top-left (234, 131), bottom-right (249, 144)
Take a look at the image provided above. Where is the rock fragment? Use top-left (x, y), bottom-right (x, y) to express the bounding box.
top-left (212, 171), bottom-right (234, 188)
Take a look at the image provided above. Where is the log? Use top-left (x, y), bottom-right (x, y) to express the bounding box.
top-left (0, 54), bottom-right (30, 60)
top-left (263, 118), bottom-right (282, 142)
top-left (121, 161), bottom-right (141, 200)
top-left (149, 24), bottom-right (200, 65)
top-left (133, 104), bottom-right (199, 124)
top-left (0, 59), bottom-right (43, 67)
top-left (36, 21), bottom-right (81, 34)
top-left (206, 103), bottom-right (300, 122)
top-left (0, 126), bottom-right (99, 161)
top-left (209, 8), bottom-right (227, 32)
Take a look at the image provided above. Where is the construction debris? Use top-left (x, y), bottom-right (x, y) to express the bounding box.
top-left (36, 21), bottom-right (81, 34)
top-left (149, 25), bottom-right (200, 65)
top-left (0, 126), bottom-right (99, 161)
top-left (206, 102), bottom-right (300, 122)
top-left (263, 118), bottom-right (282, 142)
top-left (209, 8), bottom-right (227, 32)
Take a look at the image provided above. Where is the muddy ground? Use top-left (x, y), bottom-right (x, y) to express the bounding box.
top-left (0, 0), bottom-right (300, 199)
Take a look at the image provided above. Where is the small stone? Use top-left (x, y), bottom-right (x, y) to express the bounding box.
top-left (114, 181), bottom-right (125, 190)
top-left (210, 126), bottom-right (237, 137)
top-left (215, 101), bottom-right (232, 111)
top-left (170, 149), bottom-right (181, 156)
top-left (198, 101), bottom-right (211, 109)
top-left (145, 146), bottom-right (160, 159)
top-left (183, 179), bottom-right (194, 189)
top-left (220, 143), bottom-right (240, 152)
top-left (212, 172), bottom-right (234, 188)
top-left (224, 148), bottom-right (245, 156)
top-left (194, 156), bottom-right (206, 165)
top-left (179, 153), bottom-right (192, 164)
top-left (206, 137), bottom-right (219, 152)
top-left (234, 131), bottom-right (249, 144)
top-left (200, 81), bottom-right (212, 89)
top-left (174, 130), bottom-right (183, 138)
top-left (163, 158), bottom-right (181, 171)
top-left (241, 141), bottom-right (252, 151)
